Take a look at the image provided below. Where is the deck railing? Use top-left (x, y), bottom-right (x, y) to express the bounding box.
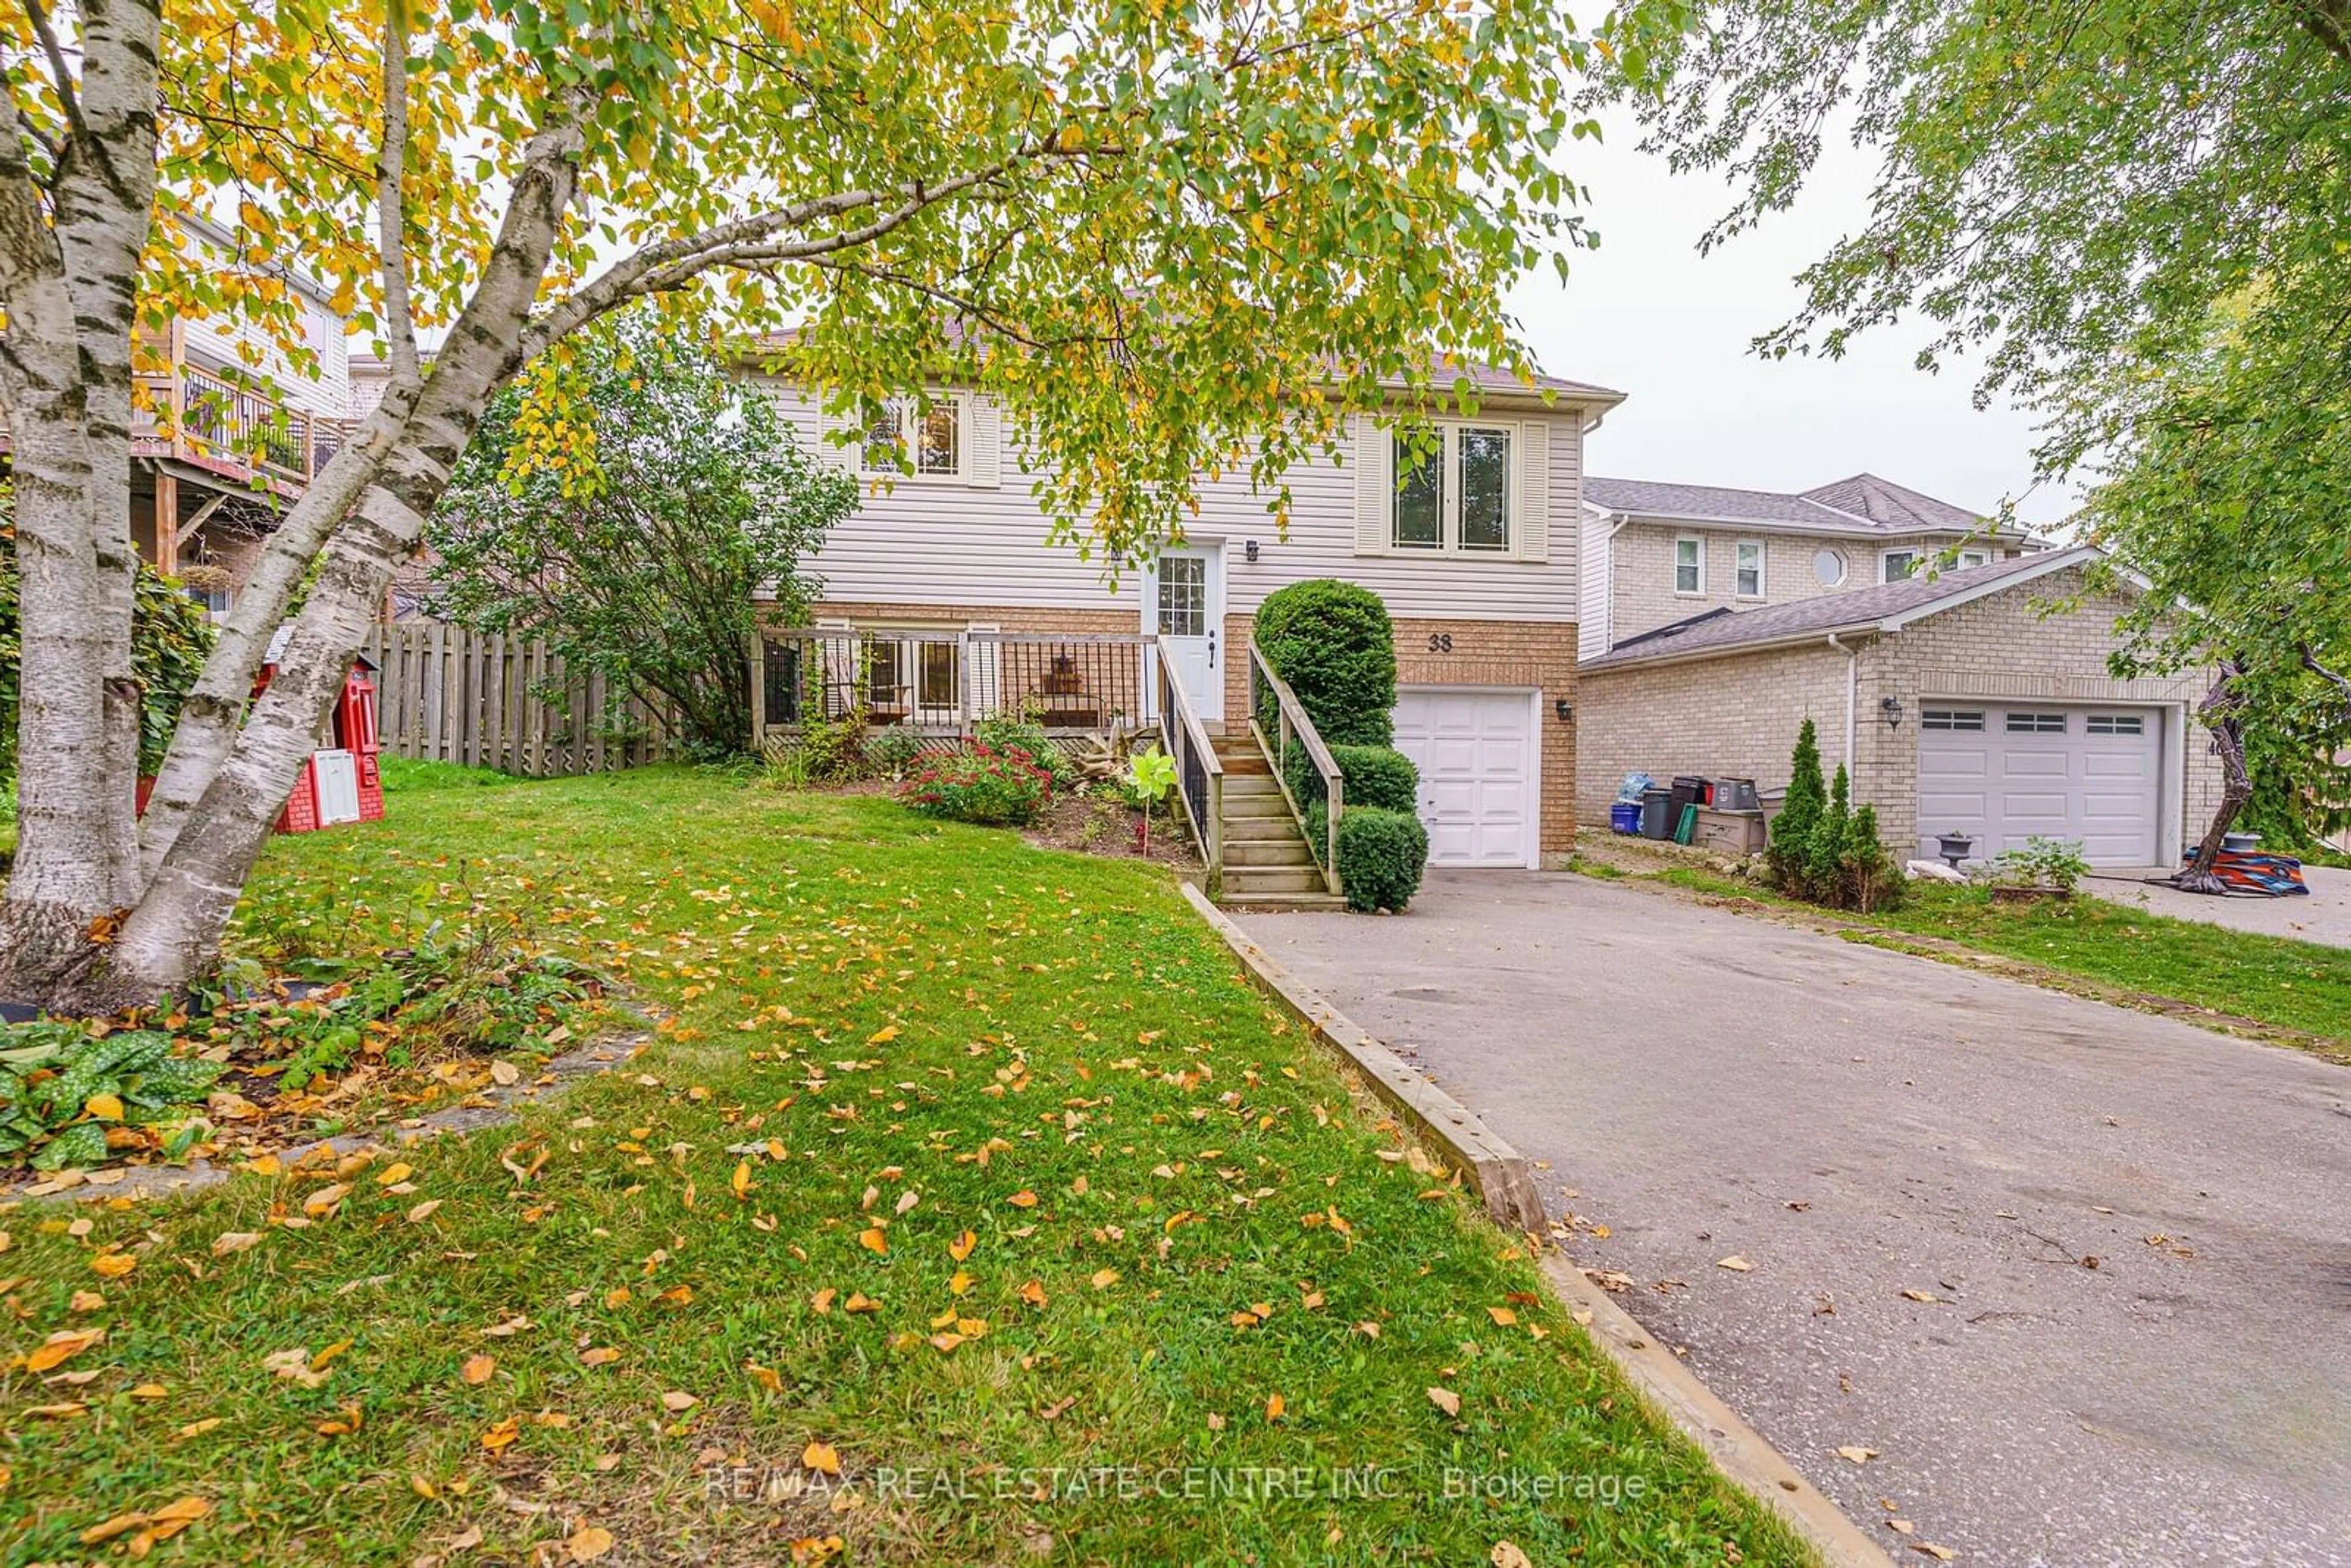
top-left (1155, 635), bottom-right (1224, 885)
top-left (1247, 643), bottom-right (1343, 895)
top-left (752, 627), bottom-right (1154, 737)
top-left (134, 361), bottom-right (349, 489)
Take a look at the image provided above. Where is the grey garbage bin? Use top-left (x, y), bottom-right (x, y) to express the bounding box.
top-left (1640, 786), bottom-right (1673, 839)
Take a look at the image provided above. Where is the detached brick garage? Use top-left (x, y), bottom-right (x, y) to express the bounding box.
top-left (1575, 548), bottom-right (2224, 868)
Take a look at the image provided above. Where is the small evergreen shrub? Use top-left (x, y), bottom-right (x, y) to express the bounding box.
top-left (1330, 743), bottom-right (1418, 814)
top-left (1335, 806), bottom-right (1428, 913)
top-left (1763, 718), bottom-right (1905, 911)
top-left (1253, 579), bottom-right (1397, 746)
top-left (899, 743), bottom-right (1055, 826)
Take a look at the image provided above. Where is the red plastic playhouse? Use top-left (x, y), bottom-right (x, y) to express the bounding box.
top-left (259, 627), bottom-right (384, 834)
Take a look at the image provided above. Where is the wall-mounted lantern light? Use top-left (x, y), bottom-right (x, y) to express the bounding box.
top-left (1554, 699), bottom-right (1574, 724)
top-left (1244, 539), bottom-right (1261, 563)
top-left (1880, 695), bottom-right (1905, 730)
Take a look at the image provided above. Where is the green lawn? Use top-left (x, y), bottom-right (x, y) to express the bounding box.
top-left (1652, 866), bottom-right (2351, 1051)
top-left (1, 765), bottom-right (1810, 1566)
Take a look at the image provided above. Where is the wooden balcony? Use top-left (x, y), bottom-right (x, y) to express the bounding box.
top-left (132, 359), bottom-right (350, 498)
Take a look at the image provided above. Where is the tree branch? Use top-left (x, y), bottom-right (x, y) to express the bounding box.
top-left (2300, 0), bottom-right (2351, 62)
top-left (375, 0), bottom-right (421, 384)
top-left (21, 0), bottom-right (86, 146)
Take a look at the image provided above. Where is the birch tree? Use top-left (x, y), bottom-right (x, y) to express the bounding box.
top-left (1, 0), bottom-right (1611, 1010)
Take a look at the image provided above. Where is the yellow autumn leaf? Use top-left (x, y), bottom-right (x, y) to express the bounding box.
top-left (1090, 1269), bottom-right (1119, 1289)
top-left (731, 1160), bottom-right (752, 1199)
top-left (407, 1198), bottom-right (444, 1224)
top-left (1265, 1394), bottom-right (1286, 1420)
top-left (461, 1354), bottom-right (495, 1386)
top-left (302, 1183), bottom-right (350, 1217)
top-left (1485, 1306), bottom-right (1518, 1326)
top-left (858, 1227), bottom-right (888, 1255)
top-left (948, 1229), bottom-right (977, 1261)
top-left (90, 1252), bottom-right (136, 1278)
top-left (1017, 1278), bottom-right (1048, 1307)
top-left (745, 1362), bottom-right (782, 1392)
top-left (28, 1328), bottom-right (103, 1373)
top-left (810, 1288), bottom-right (837, 1314)
top-left (803, 1439), bottom-right (841, 1475)
top-left (566, 1525), bottom-right (616, 1561)
top-left (867, 1025), bottom-right (899, 1044)
top-left (83, 1092), bottom-right (125, 1122)
top-left (375, 1162), bottom-right (413, 1186)
top-left (1006, 1190), bottom-right (1038, 1209)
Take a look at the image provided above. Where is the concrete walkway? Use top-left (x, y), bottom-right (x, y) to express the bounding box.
top-left (1237, 871), bottom-right (2351, 1568)
top-left (2083, 865), bottom-right (2351, 948)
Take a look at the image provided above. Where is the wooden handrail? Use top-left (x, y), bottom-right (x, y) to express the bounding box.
top-left (1153, 634), bottom-right (1224, 886)
top-left (1247, 643), bottom-right (1344, 895)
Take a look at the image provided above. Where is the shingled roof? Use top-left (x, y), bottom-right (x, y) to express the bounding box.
top-left (1583, 547), bottom-right (2101, 670)
top-left (1584, 471), bottom-right (2023, 539)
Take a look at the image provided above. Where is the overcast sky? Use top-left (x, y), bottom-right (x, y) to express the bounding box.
top-left (1507, 113), bottom-right (2080, 533)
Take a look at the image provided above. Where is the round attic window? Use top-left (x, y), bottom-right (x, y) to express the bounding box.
top-left (1813, 549), bottom-right (1848, 587)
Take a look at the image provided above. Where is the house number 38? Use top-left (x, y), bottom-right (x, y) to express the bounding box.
top-left (1427, 633), bottom-right (1454, 653)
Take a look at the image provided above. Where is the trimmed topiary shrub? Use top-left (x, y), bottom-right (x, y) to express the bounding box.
top-left (1253, 579), bottom-right (1397, 746)
top-left (1329, 743), bottom-right (1417, 815)
top-left (1335, 806), bottom-right (1428, 912)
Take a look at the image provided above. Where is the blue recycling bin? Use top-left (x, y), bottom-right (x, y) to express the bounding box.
top-left (1610, 801), bottom-right (1641, 835)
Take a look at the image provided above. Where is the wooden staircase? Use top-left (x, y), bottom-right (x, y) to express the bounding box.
top-left (1210, 733), bottom-right (1346, 910)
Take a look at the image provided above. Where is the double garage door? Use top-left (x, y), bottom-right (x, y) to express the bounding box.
top-left (1391, 687), bottom-right (1537, 868)
top-left (1916, 703), bottom-right (2164, 866)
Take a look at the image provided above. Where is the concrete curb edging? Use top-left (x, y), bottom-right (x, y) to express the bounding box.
top-left (1182, 885), bottom-right (1892, 1568)
top-left (1539, 1254), bottom-right (1896, 1568)
top-left (1181, 884), bottom-right (1545, 1231)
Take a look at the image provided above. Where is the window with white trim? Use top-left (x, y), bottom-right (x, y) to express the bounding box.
top-left (1957, 548), bottom-right (1991, 569)
top-left (861, 397), bottom-right (961, 478)
top-left (1880, 549), bottom-right (1920, 582)
top-left (1734, 539), bottom-right (1766, 598)
top-left (1922, 708), bottom-right (1985, 731)
top-left (1391, 426), bottom-right (1512, 552)
top-left (1674, 536), bottom-right (1703, 595)
top-left (1812, 548), bottom-right (1847, 587)
top-left (2006, 711), bottom-right (2068, 733)
top-left (2087, 713), bottom-right (2144, 736)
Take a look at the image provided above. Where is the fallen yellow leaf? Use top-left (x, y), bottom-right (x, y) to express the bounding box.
top-left (1427, 1386), bottom-right (1461, 1417)
top-left (1264, 1394), bottom-right (1285, 1421)
top-left (375, 1162), bottom-right (413, 1187)
top-left (660, 1390), bottom-right (699, 1413)
top-left (1006, 1190), bottom-right (1038, 1209)
top-left (566, 1525), bottom-right (616, 1561)
top-left (462, 1354), bottom-right (496, 1386)
top-left (746, 1362), bottom-right (782, 1393)
top-left (948, 1229), bottom-right (977, 1262)
top-left (28, 1328), bottom-right (103, 1373)
top-left (303, 1183), bottom-right (351, 1218)
top-left (211, 1231), bottom-right (263, 1257)
top-left (83, 1092), bottom-right (125, 1123)
top-left (1717, 1256), bottom-right (1754, 1272)
top-left (1090, 1269), bottom-right (1119, 1290)
top-left (803, 1439), bottom-right (841, 1476)
top-left (858, 1227), bottom-right (888, 1255)
top-left (90, 1252), bottom-right (136, 1279)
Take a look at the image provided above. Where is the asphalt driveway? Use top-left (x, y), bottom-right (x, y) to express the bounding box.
top-left (1235, 871), bottom-right (2351, 1568)
top-left (2083, 864), bottom-right (2351, 948)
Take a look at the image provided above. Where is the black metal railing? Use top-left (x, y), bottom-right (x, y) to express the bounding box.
top-left (1248, 643), bottom-right (1343, 895)
top-left (753, 628), bottom-right (1154, 737)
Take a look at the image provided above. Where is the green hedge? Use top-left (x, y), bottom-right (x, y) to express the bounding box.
top-left (1329, 743), bottom-right (1417, 814)
top-left (1253, 579), bottom-right (1395, 746)
top-left (1336, 806), bottom-right (1427, 913)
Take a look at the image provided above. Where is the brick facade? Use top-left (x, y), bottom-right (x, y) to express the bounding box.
top-left (1578, 567), bottom-right (2221, 860)
top-left (1221, 612), bottom-right (1580, 859)
top-left (1608, 523), bottom-right (2014, 647)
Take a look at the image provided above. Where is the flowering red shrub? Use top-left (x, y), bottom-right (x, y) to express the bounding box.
top-left (897, 743), bottom-right (1056, 826)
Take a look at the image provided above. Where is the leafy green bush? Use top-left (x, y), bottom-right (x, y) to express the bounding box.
top-left (1330, 743), bottom-right (1417, 814)
top-left (863, 726), bottom-right (927, 781)
top-left (0, 1026), bottom-right (222, 1170)
top-left (1253, 579), bottom-right (1397, 746)
top-left (1335, 806), bottom-right (1428, 912)
top-left (974, 712), bottom-right (1078, 789)
top-left (899, 743), bottom-right (1056, 826)
top-left (1985, 835), bottom-right (2090, 893)
top-left (1763, 719), bottom-right (1904, 911)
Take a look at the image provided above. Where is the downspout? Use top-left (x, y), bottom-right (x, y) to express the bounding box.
top-left (1826, 633), bottom-right (1858, 776)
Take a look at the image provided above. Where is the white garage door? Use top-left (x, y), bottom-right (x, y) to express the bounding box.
top-left (1916, 704), bottom-right (2163, 866)
top-left (1391, 687), bottom-right (1537, 868)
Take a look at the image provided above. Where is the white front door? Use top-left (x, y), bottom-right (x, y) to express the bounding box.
top-left (1146, 547), bottom-right (1224, 722)
top-left (1391, 687), bottom-right (1539, 868)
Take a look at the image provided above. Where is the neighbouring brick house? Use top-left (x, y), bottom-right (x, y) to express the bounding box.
top-left (1575, 547), bottom-right (2224, 869)
top-left (750, 363), bottom-right (1622, 874)
top-left (1577, 472), bottom-right (2042, 661)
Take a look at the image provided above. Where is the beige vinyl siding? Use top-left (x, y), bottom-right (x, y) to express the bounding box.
top-left (1577, 511), bottom-right (1614, 659)
top-left (178, 290), bottom-right (353, 418)
top-left (767, 385), bottom-right (1587, 625)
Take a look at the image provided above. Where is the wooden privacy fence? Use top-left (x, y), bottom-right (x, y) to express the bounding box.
top-left (363, 620), bottom-right (681, 776)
